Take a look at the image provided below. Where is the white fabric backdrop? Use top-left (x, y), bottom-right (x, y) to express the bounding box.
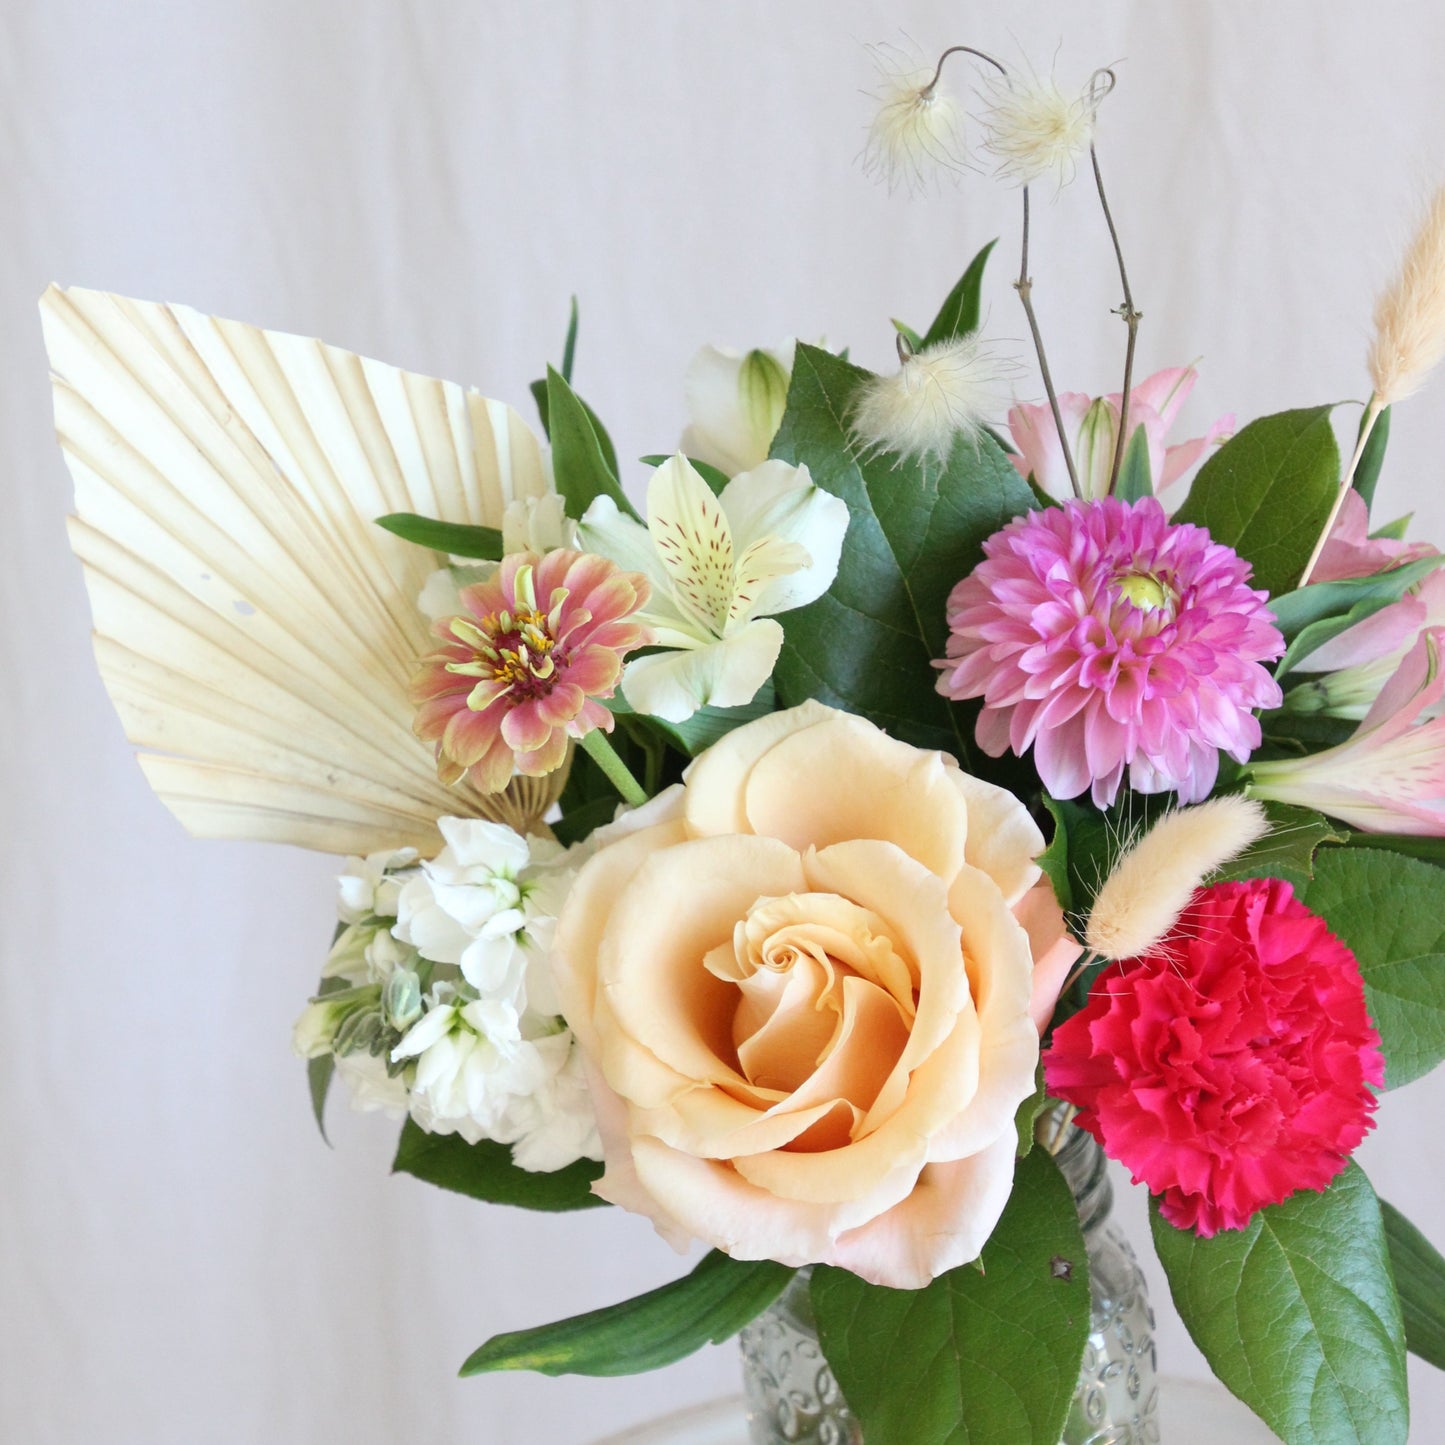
top-left (4, 2), bottom-right (1445, 1441)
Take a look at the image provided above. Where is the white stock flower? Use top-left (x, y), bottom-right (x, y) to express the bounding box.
top-left (502, 493), bottom-right (577, 554)
top-left (394, 994), bottom-right (554, 1145)
top-left (335, 1051), bottom-right (410, 1117)
top-left (980, 70), bottom-right (1101, 189)
top-left (578, 454), bottom-right (849, 723)
top-left (861, 43), bottom-right (968, 193)
top-left (851, 336), bottom-right (1012, 467)
top-left (393, 817), bottom-right (566, 1012)
top-left (336, 846), bottom-right (419, 923)
top-left (508, 1040), bottom-right (603, 1172)
top-left (680, 341), bottom-right (796, 477)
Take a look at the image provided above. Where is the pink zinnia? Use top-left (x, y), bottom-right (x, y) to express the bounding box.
top-left (935, 497), bottom-right (1284, 806)
top-left (411, 550), bottom-right (651, 793)
top-left (1044, 878), bottom-right (1384, 1236)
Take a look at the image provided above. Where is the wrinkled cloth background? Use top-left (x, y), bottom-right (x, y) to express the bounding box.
top-left (4, 3), bottom-right (1445, 1442)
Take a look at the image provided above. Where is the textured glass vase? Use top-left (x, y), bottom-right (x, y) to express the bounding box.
top-left (738, 1114), bottom-right (1159, 1445)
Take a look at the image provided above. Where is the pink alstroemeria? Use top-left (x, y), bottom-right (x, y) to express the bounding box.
top-left (1250, 629), bottom-right (1445, 834)
top-left (1288, 567), bottom-right (1445, 718)
top-left (1311, 490), bottom-right (1437, 583)
top-left (1007, 366), bottom-right (1233, 501)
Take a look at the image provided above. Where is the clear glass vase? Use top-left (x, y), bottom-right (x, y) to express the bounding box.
top-left (738, 1114), bottom-right (1160, 1445)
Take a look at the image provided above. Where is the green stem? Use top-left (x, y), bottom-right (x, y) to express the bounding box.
top-left (580, 728), bottom-right (649, 809)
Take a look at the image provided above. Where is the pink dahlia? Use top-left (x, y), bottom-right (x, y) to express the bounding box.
top-left (935, 497), bottom-right (1284, 806)
top-left (1044, 878), bottom-right (1384, 1236)
top-left (411, 549), bottom-right (651, 793)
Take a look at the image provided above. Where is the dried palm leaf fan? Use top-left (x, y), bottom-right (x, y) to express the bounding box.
top-left (42, 286), bottom-right (563, 855)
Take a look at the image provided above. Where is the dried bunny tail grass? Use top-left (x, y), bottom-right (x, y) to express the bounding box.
top-left (1084, 796), bottom-right (1269, 962)
top-left (850, 335), bottom-right (1014, 467)
top-left (1369, 186), bottom-right (1445, 406)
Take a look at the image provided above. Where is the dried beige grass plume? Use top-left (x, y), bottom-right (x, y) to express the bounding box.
top-left (1369, 186), bottom-right (1445, 406)
top-left (1085, 796), bottom-right (1269, 962)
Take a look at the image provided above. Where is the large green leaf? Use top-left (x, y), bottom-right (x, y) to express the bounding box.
top-left (391, 1118), bottom-right (605, 1212)
top-left (1298, 846), bottom-right (1445, 1088)
top-left (809, 1148), bottom-right (1090, 1445)
top-left (769, 344), bottom-right (1035, 758)
top-left (373, 512), bottom-right (503, 559)
top-left (1381, 1198), bottom-right (1445, 1371)
top-left (1151, 1164), bottom-right (1407, 1445)
top-left (1213, 802), bottom-right (1345, 888)
top-left (920, 239), bottom-right (997, 347)
top-left (1173, 406), bottom-right (1340, 600)
top-left (545, 366), bottom-right (637, 521)
top-left (460, 1251), bottom-right (792, 1377)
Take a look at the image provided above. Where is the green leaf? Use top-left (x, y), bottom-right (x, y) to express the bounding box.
top-left (1151, 1163), bottom-right (1408, 1445)
top-left (921, 239), bottom-right (998, 347)
top-left (306, 1054), bottom-right (334, 1145)
top-left (460, 1251), bottom-right (792, 1378)
top-left (551, 794), bottom-right (620, 847)
top-left (890, 318), bottom-right (924, 350)
top-left (1213, 802), bottom-right (1345, 888)
top-left (1371, 513), bottom-right (1413, 543)
top-left (560, 294), bottom-right (580, 383)
top-left (810, 1147), bottom-right (1090, 1445)
top-left (639, 452), bottom-right (730, 497)
top-left (1267, 555), bottom-right (1443, 643)
top-left (769, 344), bottom-right (1035, 758)
top-left (1172, 406), bottom-right (1341, 599)
top-left (1298, 847), bottom-right (1445, 1088)
top-left (1338, 832), bottom-right (1445, 868)
top-left (1014, 1060), bottom-right (1048, 1157)
top-left (546, 366), bottom-right (636, 521)
top-left (1112, 422), bottom-right (1154, 502)
top-left (1353, 403), bottom-right (1391, 510)
top-left (374, 513), bottom-right (503, 559)
top-left (1036, 794), bottom-right (1077, 916)
top-left (392, 1118), bottom-right (605, 1211)
top-left (1381, 1198), bottom-right (1445, 1371)
top-left (643, 682), bottom-right (778, 757)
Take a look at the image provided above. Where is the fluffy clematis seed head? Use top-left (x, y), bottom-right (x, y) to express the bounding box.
top-left (980, 71), bottom-right (1100, 189)
top-left (935, 497), bottom-right (1284, 807)
top-left (1046, 878), bottom-right (1384, 1236)
top-left (860, 43), bottom-right (969, 193)
top-left (411, 549), bottom-right (651, 793)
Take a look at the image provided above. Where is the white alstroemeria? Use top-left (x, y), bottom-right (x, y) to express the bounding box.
top-left (393, 817), bottom-right (569, 1012)
top-left (578, 454), bottom-right (849, 723)
top-left (680, 340), bottom-right (796, 477)
top-left (393, 993), bottom-right (557, 1146)
top-left (336, 846), bottom-right (419, 923)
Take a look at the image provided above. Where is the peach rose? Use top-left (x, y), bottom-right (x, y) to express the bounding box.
top-left (552, 702), bottom-right (1078, 1288)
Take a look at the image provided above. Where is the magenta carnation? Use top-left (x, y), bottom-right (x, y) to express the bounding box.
top-left (935, 496), bottom-right (1284, 806)
top-left (1044, 878), bottom-right (1384, 1236)
top-left (411, 549), bottom-right (651, 793)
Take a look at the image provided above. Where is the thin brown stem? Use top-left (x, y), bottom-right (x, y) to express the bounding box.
top-left (1090, 133), bottom-right (1142, 495)
top-left (924, 44), bottom-right (1006, 94)
top-left (1298, 395), bottom-right (1384, 587)
top-left (1016, 186), bottom-right (1082, 498)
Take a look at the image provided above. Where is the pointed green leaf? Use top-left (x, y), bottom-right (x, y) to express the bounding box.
top-left (810, 1147), bottom-right (1090, 1445)
top-left (1371, 513), bottom-right (1413, 543)
top-left (392, 1118), bottom-right (605, 1211)
top-left (1266, 555), bottom-right (1442, 644)
top-left (546, 366), bottom-right (635, 521)
top-left (1339, 832), bottom-right (1445, 867)
top-left (460, 1251), bottom-right (793, 1377)
top-left (1297, 847), bottom-right (1445, 1088)
top-left (921, 239), bottom-right (998, 347)
top-left (1014, 1060), bottom-right (1048, 1157)
top-left (768, 344), bottom-right (1035, 758)
top-left (1213, 803), bottom-right (1345, 888)
top-left (306, 1054), bottom-right (334, 1145)
top-left (560, 295), bottom-right (580, 383)
top-left (1151, 1164), bottom-right (1407, 1445)
top-left (1380, 1198), bottom-right (1445, 1371)
top-left (1172, 406), bottom-right (1341, 599)
top-left (1112, 423), bottom-right (1154, 502)
top-left (891, 318), bottom-right (924, 350)
top-left (374, 513), bottom-right (503, 559)
top-left (1353, 404), bottom-right (1391, 510)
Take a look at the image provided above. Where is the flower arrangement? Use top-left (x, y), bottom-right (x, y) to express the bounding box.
top-left (42, 35), bottom-right (1445, 1445)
